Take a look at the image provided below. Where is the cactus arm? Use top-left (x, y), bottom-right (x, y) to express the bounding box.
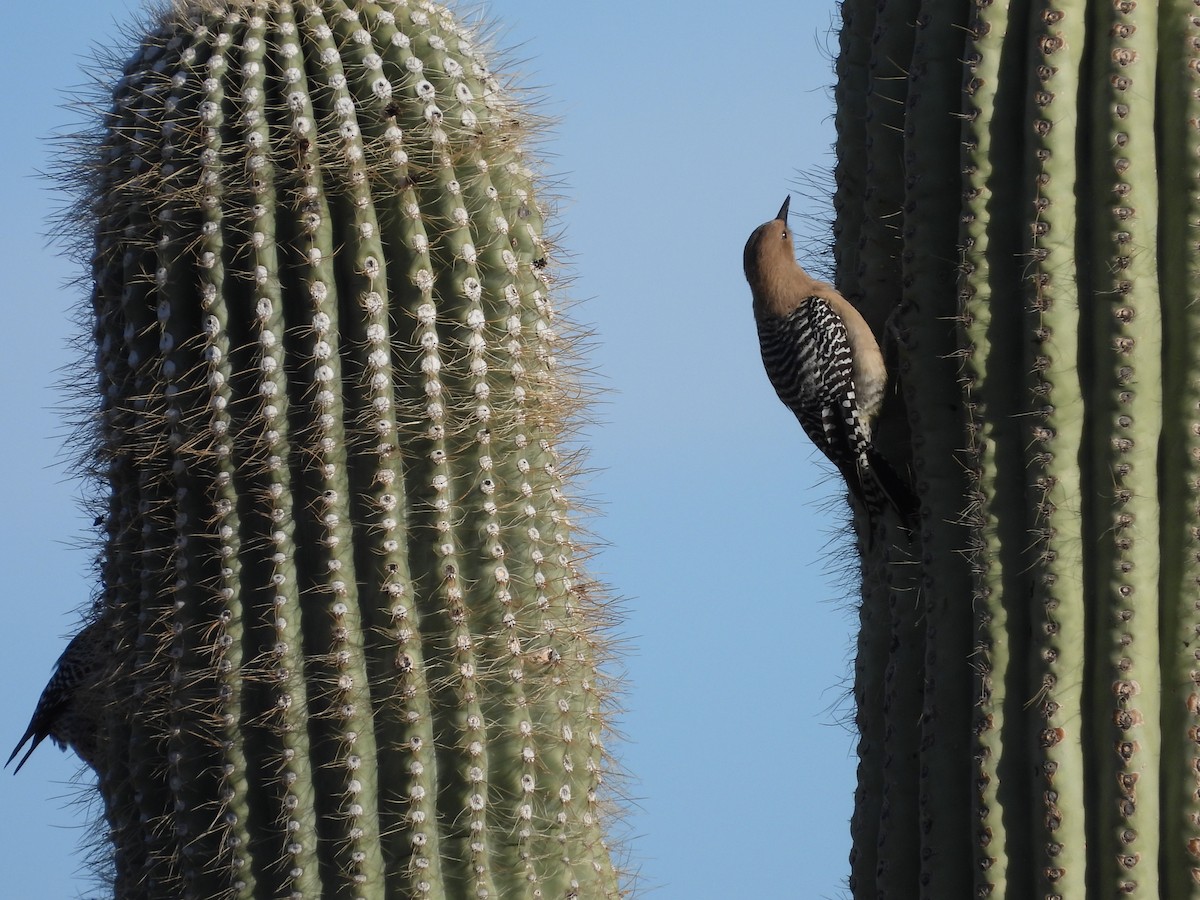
top-left (1159, 0), bottom-right (1200, 894)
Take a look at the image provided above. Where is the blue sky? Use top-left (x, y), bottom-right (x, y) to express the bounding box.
top-left (0, 1), bottom-right (860, 896)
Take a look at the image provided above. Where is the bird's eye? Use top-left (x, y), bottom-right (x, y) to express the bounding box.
top-left (781, 230), bottom-right (788, 239)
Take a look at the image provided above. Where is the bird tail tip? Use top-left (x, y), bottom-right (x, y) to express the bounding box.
top-left (864, 448), bottom-right (919, 528)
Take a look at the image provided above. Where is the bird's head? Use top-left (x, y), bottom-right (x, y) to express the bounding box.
top-left (743, 196), bottom-right (798, 299)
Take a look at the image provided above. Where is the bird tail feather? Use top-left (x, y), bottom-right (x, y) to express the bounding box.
top-left (864, 447), bottom-right (919, 527)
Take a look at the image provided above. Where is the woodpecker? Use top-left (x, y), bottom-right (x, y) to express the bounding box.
top-left (744, 196), bottom-right (916, 522)
top-left (8, 620), bottom-right (106, 774)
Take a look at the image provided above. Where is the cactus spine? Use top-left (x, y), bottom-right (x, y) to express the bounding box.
top-left (833, 0), bottom-right (1200, 896)
top-left (66, 1), bottom-right (624, 897)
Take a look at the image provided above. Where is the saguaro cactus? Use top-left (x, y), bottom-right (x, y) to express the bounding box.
top-left (56, 1), bottom-right (625, 897)
top-left (833, 0), bottom-right (1200, 897)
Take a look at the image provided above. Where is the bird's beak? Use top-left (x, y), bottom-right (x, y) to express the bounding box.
top-left (776, 196), bottom-right (791, 222)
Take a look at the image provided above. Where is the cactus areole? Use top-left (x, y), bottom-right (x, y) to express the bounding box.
top-left (72, 1), bottom-right (625, 897)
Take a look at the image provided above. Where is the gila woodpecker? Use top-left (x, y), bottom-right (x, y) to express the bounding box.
top-left (8, 620), bottom-right (105, 774)
top-left (744, 196), bottom-right (916, 522)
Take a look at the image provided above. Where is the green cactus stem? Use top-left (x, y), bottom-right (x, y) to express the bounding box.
top-left (1084, 1), bottom-right (1163, 894)
top-left (55, 1), bottom-right (627, 897)
top-left (831, 0), bottom-right (1200, 896)
top-left (896, 2), bottom-right (973, 896)
top-left (1159, 0), bottom-right (1200, 894)
top-left (836, 0), bottom-right (924, 894)
top-left (959, 0), bottom-right (1076, 894)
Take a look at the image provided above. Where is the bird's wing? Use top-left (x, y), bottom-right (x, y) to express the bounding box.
top-left (759, 298), bottom-right (864, 463)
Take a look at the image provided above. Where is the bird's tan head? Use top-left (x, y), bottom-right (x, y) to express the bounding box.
top-left (743, 196), bottom-right (803, 307)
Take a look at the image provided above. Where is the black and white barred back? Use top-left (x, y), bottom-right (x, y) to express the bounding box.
top-left (756, 297), bottom-right (876, 505)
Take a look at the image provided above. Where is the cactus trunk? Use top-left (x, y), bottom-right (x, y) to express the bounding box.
top-left (69, 1), bottom-right (624, 897)
top-left (834, 0), bottom-right (1200, 896)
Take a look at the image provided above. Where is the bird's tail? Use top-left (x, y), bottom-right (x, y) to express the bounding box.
top-left (6, 724), bottom-right (43, 774)
top-left (843, 448), bottom-right (919, 528)
top-left (866, 447), bottom-right (919, 528)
